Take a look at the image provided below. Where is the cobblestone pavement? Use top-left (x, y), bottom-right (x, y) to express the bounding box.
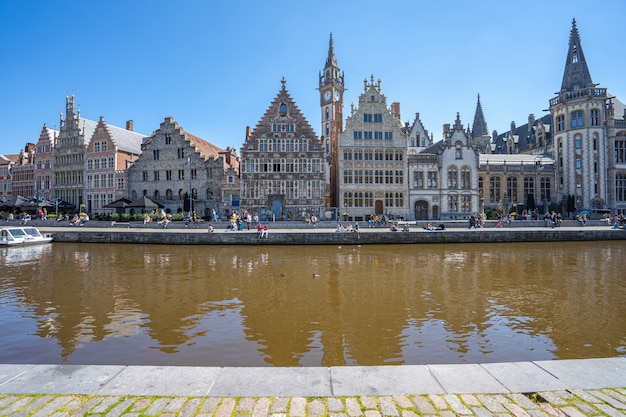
top-left (2, 389), bottom-right (626, 417)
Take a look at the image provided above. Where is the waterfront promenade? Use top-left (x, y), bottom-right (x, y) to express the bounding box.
top-left (1, 360), bottom-right (626, 416)
top-left (34, 218), bottom-right (626, 246)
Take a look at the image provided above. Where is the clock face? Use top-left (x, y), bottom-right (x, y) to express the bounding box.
top-left (334, 91), bottom-right (340, 100)
top-left (324, 91), bottom-right (331, 101)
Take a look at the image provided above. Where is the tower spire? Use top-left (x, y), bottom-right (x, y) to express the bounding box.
top-left (325, 33), bottom-right (338, 68)
top-left (560, 18), bottom-right (594, 92)
top-left (471, 94), bottom-right (489, 138)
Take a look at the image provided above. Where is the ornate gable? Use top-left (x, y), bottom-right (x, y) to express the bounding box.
top-left (248, 78), bottom-right (318, 143)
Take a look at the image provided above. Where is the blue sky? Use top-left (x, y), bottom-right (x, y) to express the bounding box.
top-left (1, 0), bottom-right (625, 156)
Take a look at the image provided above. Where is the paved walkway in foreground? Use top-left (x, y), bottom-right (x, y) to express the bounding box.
top-left (1, 359), bottom-right (625, 416)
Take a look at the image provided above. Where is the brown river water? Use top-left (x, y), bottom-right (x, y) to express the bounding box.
top-left (1, 241), bottom-right (625, 367)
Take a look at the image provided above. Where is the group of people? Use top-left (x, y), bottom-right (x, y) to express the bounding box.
top-left (545, 211), bottom-right (563, 228)
top-left (335, 222), bottom-right (359, 233)
top-left (69, 212), bottom-right (89, 226)
top-left (367, 214), bottom-right (394, 228)
top-left (423, 222), bottom-right (446, 231)
top-left (256, 223), bottom-right (269, 238)
top-left (468, 213), bottom-right (485, 229)
top-left (389, 222), bottom-right (410, 232)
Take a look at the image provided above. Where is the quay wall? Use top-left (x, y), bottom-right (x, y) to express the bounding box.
top-left (41, 226), bottom-right (626, 246)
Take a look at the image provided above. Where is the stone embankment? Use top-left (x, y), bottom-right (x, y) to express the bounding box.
top-left (34, 219), bottom-right (626, 245)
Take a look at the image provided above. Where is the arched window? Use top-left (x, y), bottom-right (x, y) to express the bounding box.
top-left (166, 189), bottom-right (173, 200)
top-left (461, 166), bottom-right (471, 189)
top-left (154, 190), bottom-right (160, 200)
top-left (506, 176), bottom-right (518, 202)
top-left (455, 141), bottom-right (463, 159)
top-left (447, 166), bottom-right (458, 189)
top-left (489, 176), bottom-right (501, 203)
top-left (179, 189), bottom-right (185, 200)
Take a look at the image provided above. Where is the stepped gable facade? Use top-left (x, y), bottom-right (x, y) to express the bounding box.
top-left (54, 94), bottom-right (146, 211)
top-left (34, 124), bottom-right (58, 200)
top-left (337, 75), bottom-right (409, 221)
top-left (127, 116), bottom-right (239, 218)
top-left (86, 117), bottom-right (146, 212)
top-left (240, 78), bottom-right (325, 221)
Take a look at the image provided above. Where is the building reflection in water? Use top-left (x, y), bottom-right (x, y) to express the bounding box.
top-left (1, 241), bottom-right (624, 366)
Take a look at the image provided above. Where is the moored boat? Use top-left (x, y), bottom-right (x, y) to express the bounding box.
top-left (0, 226), bottom-right (53, 246)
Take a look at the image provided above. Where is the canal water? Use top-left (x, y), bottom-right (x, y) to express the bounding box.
top-left (1, 241), bottom-right (625, 367)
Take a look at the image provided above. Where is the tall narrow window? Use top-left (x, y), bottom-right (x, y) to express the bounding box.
top-left (557, 115), bottom-right (565, 132)
top-left (571, 111), bottom-right (584, 128)
top-left (489, 176), bottom-right (501, 203)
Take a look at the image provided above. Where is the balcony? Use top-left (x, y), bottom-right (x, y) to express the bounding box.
top-left (550, 87), bottom-right (607, 107)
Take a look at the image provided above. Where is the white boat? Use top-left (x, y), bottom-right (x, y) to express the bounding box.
top-left (0, 226), bottom-right (53, 246)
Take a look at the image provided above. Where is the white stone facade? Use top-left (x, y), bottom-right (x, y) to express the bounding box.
top-left (337, 76), bottom-right (409, 221)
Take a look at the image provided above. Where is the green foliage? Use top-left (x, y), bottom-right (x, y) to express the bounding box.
top-left (484, 208), bottom-right (496, 220)
top-left (109, 213), bottom-right (120, 220)
top-left (120, 213), bottom-right (131, 221)
top-left (171, 213), bottom-right (183, 221)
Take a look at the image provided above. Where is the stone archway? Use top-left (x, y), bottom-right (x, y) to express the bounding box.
top-left (414, 200), bottom-right (429, 220)
top-left (375, 199), bottom-right (383, 214)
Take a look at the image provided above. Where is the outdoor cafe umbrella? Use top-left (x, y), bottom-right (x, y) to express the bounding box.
top-left (0, 196), bottom-right (18, 210)
top-left (103, 197), bottom-right (133, 215)
top-left (103, 197), bottom-right (132, 209)
top-left (15, 196), bottom-right (53, 209)
top-left (126, 196), bottom-right (163, 210)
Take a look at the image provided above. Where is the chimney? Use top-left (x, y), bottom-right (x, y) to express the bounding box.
top-left (391, 102), bottom-right (401, 120)
top-left (245, 126), bottom-right (252, 139)
top-left (126, 120), bottom-right (134, 131)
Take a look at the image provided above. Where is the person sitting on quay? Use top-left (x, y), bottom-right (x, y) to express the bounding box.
top-left (423, 222), bottom-right (433, 231)
top-left (390, 222), bottom-right (398, 232)
top-left (257, 223), bottom-right (263, 238)
top-left (402, 222), bottom-right (411, 232)
top-left (335, 223), bottom-right (344, 233)
top-left (261, 224), bottom-right (268, 238)
top-left (156, 210), bottom-right (169, 228)
top-left (20, 213), bottom-right (31, 225)
top-left (208, 223), bottom-right (214, 233)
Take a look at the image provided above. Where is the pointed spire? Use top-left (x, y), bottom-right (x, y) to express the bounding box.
top-left (560, 18), bottom-right (594, 92)
top-left (325, 33), bottom-right (338, 68)
top-left (471, 94), bottom-right (489, 138)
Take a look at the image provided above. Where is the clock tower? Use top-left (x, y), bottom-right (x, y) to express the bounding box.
top-left (319, 33), bottom-right (344, 210)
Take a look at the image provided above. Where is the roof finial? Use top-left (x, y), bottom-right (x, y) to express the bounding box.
top-left (281, 77), bottom-right (286, 90)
